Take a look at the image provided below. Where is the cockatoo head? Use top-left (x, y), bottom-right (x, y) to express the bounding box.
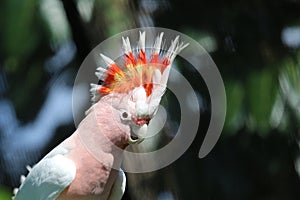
top-left (90, 31), bottom-right (188, 144)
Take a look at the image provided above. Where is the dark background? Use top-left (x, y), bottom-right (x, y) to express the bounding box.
top-left (0, 0), bottom-right (300, 199)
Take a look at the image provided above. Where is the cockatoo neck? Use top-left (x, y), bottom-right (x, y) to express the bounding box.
top-left (77, 100), bottom-right (130, 166)
top-left (95, 101), bottom-right (131, 149)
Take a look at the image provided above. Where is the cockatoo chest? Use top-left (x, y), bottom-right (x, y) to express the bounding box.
top-left (57, 134), bottom-right (117, 200)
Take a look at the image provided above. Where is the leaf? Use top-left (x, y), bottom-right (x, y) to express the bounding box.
top-left (279, 57), bottom-right (300, 123)
top-left (224, 80), bottom-right (245, 134)
top-left (0, 187), bottom-right (12, 200)
top-left (246, 69), bottom-right (278, 136)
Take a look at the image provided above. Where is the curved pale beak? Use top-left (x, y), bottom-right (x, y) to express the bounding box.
top-left (128, 124), bottom-right (148, 144)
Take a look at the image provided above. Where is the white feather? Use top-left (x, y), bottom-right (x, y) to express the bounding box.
top-left (90, 83), bottom-right (99, 90)
top-left (132, 86), bottom-right (147, 102)
top-left (152, 69), bottom-right (162, 85)
top-left (13, 188), bottom-right (18, 195)
top-left (161, 65), bottom-right (171, 86)
top-left (122, 37), bottom-right (132, 54)
top-left (164, 36), bottom-right (189, 64)
top-left (170, 42), bottom-right (189, 62)
top-left (153, 32), bottom-right (164, 54)
top-left (90, 83), bottom-right (101, 102)
top-left (138, 31), bottom-right (146, 52)
top-left (20, 175), bottom-right (25, 184)
top-left (95, 72), bottom-right (104, 80)
top-left (14, 146), bottom-right (76, 200)
top-left (91, 95), bottom-right (99, 102)
top-left (96, 66), bottom-right (108, 72)
top-left (100, 53), bottom-right (115, 67)
top-left (95, 67), bottom-right (107, 80)
top-left (166, 35), bottom-right (179, 60)
top-left (26, 165), bottom-right (32, 172)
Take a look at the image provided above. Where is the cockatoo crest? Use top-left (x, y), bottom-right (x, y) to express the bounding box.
top-left (90, 31), bottom-right (188, 120)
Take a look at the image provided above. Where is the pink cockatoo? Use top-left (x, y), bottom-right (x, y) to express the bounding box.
top-left (13, 31), bottom-right (188, 200)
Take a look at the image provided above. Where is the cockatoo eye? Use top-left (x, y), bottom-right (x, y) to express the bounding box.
top-left (120, 110), bottom-right (131, 121)
top-left (122, 112), bottom-right (128, 119)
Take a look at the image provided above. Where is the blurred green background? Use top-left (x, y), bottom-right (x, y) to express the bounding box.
top-left (0, 0), bottom-right (300, 199)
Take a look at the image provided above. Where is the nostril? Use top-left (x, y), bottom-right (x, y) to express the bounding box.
top-left (130, 133), bottom-right (139, 140)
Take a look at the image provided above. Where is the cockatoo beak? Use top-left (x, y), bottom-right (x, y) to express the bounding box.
top-left (128, 123), bottom-right (148, 144)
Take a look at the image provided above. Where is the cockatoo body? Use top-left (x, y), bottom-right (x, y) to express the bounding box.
top-left (13, 31), bottom-right (188, 200)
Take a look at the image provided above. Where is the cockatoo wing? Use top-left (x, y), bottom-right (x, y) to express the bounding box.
top-left (14, 145), bottom-right (76, 200)
top-left (107, 169), bottom-right (126, 200)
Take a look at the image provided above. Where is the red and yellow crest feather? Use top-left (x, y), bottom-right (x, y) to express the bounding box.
top-left (90, 32), bottom-right (188, 101)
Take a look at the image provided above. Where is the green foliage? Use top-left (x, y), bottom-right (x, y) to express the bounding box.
top-left (0, 187), bottom-right (11, 200)
top-left (246, 69), bottom-right (278, 136)
top-left (95, 0), bottom-right (134, 36)
top-left (224, 80), bottom-right (245, 133)
top-left (279, 54), bottom-right (300, 124)
top-left (1, 0), bottom-right (40, 60)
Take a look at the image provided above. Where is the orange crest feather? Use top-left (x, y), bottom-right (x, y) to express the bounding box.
top-left (90, 31), bottom-right (188, 102)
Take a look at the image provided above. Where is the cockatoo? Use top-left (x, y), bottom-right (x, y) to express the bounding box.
top-left (13, 31), bottom-right (188, 200)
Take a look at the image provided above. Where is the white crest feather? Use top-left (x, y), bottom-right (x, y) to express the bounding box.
top-left (95, 67), bottom-right (107, 80)
top-left (153, 32), bottom-right (164, 54)
top-left (100, 53), bottom-right (115, 67)
top-left (138, 31), bottom-right (146, 51)
top-left (152, 69), bottom-right (162, 85)
top-left (171, 42), bottom-right (189, 62)
top-left (89, 31), bottom-right (189, 105)
top-left (165, 36), bottom-right (190, 63)
top-left (122, 37), bottom-right (132, 54)
top-left (161, 65), bottom-right (171, 86)
top-left (90, 83), bottom-right (100, 102)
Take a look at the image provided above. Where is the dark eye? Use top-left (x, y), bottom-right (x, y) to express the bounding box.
top-left (121, 111), bottom-right (130, 121)
top-left (122, 112), bottom-right (128, 119)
